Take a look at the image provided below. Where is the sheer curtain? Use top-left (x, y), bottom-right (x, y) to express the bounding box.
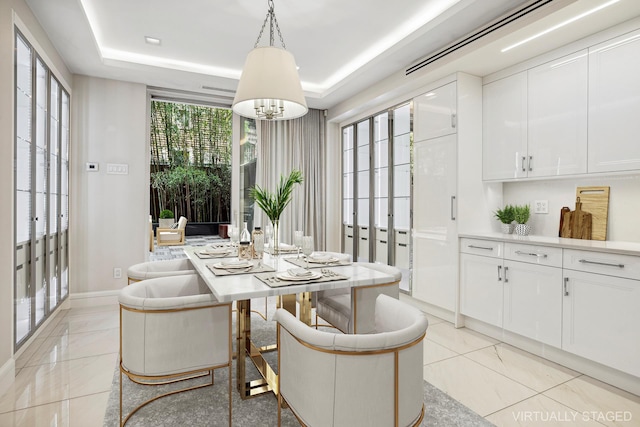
top-left (255, 108), bottom-right (326, 250)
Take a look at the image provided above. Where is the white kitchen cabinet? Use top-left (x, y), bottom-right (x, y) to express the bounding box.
top-left (562, 270), bottom-right (640, 377)
top-left (502, 260), bottom-right (562, 347)
top-left (482, 71), bottom-right (527, 180)
top-left (527, 50), bottom-right (588, 177)
top-left (413, 82), bottom-right (456, 141)
top-left (459, 253), bottom-right (503, 327)
top-left (412, 134), bottom-right (457, 311)
top-left (589, 29), bottom-right (640, 173)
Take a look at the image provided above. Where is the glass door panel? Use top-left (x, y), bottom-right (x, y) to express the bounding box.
top-left (15, 33), bottom-right (33, 344)
top-left (356, 120), bottom-right (370, 262)
top-left (373, 112), bottom-right (389, 264)
top-left (342, 126), bottom-right (354, 256)
top-left (60, 90), bottom-right (69, 299)
top-left (35, 59), bottom-right (48, 324)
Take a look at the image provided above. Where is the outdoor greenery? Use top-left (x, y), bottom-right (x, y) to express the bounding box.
top-left (159, 209), bottom-right (174, 219)
top-left (150, 101), bottom-right (233, 223)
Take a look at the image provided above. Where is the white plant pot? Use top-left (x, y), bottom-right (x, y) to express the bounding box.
top-left (159, 218), bottom-right (175, 229)
top-left (515, 224), bottom-right (531, 236)
top-left (500, 223), bottom-right (515, 234)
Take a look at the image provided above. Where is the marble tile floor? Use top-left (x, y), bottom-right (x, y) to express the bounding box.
top-left (1, 237), bottom-right (638, 426)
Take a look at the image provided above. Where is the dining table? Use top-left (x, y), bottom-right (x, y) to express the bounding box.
top-left (183, 245), bottom-right (396, 399)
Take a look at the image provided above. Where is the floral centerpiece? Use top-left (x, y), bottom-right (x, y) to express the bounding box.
top-left (249, 170), bottom-right (303, 254)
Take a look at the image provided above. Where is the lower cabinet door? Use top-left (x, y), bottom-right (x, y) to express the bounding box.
top-left (460, 253), bottom-right (503, 327)
top-left (562, 270), bottom-right (640, 377)
top-left (503, 260), bottom-right (562, 347)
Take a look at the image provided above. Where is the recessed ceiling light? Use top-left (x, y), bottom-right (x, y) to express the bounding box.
top-left (501, 0), bottom-right (621, 53)
top-left (145, 36), bottom-right (161, 46)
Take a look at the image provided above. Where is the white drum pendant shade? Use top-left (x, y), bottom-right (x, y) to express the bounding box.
top-left (232, 46), bottom-right (308, 120)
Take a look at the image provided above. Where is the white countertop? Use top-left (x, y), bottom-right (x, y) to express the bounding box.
top-left (459, 232), bottom-right (640, 256)
top-left (184, 246), bottom-right (394, 302)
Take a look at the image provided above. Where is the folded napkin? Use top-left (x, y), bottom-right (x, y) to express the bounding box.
top-left (287, 268), bottom-right (314, 277)
top-left (200, 247), bottom-right (230, 255)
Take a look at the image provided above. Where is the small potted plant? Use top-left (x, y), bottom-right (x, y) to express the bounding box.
top-left (514, 204), bottom-right (531, 236)
top-left (158, 209), bottom-right (175, 229)
top-left (494, 204), bottom-right (515, 234)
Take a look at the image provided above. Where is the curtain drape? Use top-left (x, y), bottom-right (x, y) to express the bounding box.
top-left (255, 108), bottom-right (326, 250)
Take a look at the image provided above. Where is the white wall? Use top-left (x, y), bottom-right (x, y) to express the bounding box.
top-left (70, 76), bottom-right (148, 299)
top-left (503, 174), bottom-right (640, 242)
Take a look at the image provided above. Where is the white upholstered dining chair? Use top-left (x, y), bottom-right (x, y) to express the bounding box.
top-left (315, 262), bottom-right (401, 334)
top-left (275, 294), bottom-right (428, 427)
top-left (127, 258), bottom-right (196, 285)
top-left (118, 274), bottom-right (232, 426)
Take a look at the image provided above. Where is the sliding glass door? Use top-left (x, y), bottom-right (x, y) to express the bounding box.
top-left (14, 30), bottom-right (70, 349)
top-left (341, 103), bottom-right (413, 292)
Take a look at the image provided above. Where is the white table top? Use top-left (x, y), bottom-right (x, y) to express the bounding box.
top-left (184, 246), bottom-right (394, 302)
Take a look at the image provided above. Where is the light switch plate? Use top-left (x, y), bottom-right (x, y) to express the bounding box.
top-left (107, 163), bottom-right (129, 175)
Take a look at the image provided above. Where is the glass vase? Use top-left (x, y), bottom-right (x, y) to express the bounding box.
top-left (272, 219), bottom-right (279, 256)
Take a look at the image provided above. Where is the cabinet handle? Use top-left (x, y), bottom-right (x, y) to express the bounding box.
top-left (399, 231), bottom-right (407, 235)
top-left (451, 113), bottom-right (457, 129)
top-left (578, 259), bottom-right (624, 269)
top-left (514, 250), bottom-right (547, 258)
top-left (399, 243), bottom-right (407, 247)
top-left (360, 237), bottom-right (368, 241)
top-left (381, 240), bottom-right (387, 244)
top-left (528, 155), bottom-right (533, 171)
top-left (497, 265), bottom-right (502, 281)
top-left (504, 266), bottom-right (509, 283)
top-left (564, 277), bottom-right (569, 296)
top-left (450, 196), bottom-right (456, 220)
top-left (522, 156), bottom-right (526, 172)
top-left (468, 245), bottom-right (493, 251)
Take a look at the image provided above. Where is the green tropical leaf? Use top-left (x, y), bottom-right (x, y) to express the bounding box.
top-left (250, 170), bottom-right (303, 222)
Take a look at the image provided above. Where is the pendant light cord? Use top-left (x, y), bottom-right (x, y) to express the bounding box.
top-left (253, 0), bottom-right (287, 49)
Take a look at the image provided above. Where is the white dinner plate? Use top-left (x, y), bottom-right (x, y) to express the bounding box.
top-left (276, 271), bottom-right (322, 281)
top-left (307, 256), bottom-right (339, 264)
top-left (200, 248), bottom-right (231, 256)
top-left (213, 260), bottom-right (252, 269)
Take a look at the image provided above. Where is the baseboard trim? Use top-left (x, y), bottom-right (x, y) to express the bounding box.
top-left (0, 358), bottom-right (15, 398)
top-left (69, 290), bottom-right (120, 308)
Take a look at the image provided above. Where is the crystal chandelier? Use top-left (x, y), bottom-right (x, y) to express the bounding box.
top-left (232, 0), bottom-right (308, 120)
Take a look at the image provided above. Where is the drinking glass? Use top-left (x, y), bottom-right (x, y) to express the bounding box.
top-left (254, 233), bottom-right (264, 267)
top-left (302, 236), bottom-right (314, 269)
top-left (265, 224), bottom-right (273, 247)
top-left (293, 230), bottom-right (303, 259)
top-left (230, 226), bottom-right (239, 246)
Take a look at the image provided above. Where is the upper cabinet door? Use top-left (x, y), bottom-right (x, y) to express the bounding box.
top-left (413, 82), bottom-right (457, 141)
top-left (528, 50), bottom-right (588, 178)
top-left (589, 29), bottom-right (640, 173)
top-left (482, 72), bottom-right (528, 180)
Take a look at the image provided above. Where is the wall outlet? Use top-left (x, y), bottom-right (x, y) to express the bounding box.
top-left (113, 268), bottom-right (122, 279)
top-left (534, 200), bottom-right (549, 214)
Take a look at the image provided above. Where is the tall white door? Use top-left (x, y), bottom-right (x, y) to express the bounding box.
top-left (412, 134), bottom-right (457, 310)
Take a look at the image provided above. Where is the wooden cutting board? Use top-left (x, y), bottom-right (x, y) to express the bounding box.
top-left (575, 186), bottom-right (610, 240)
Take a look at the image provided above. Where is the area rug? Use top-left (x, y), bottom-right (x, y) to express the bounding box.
top-left (104, 299), bottom-right (494, 426)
